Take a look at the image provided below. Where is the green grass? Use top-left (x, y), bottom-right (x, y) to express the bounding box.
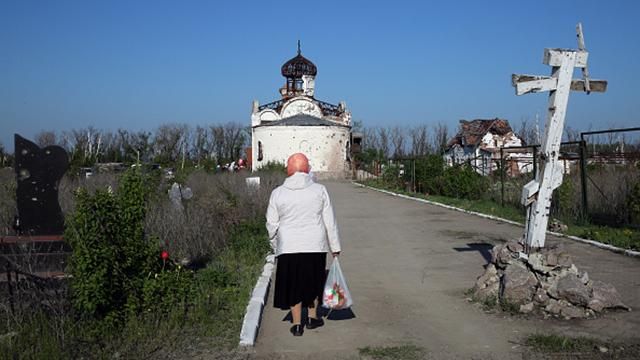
top-left (525, 334), bottom-right (600, 353)
top-left (566, 224), bottom-right (640, 251)
top-left (525, 334), bottom-right (640, 358)
top-left (0, 221), bottom-right (270, 359)
top-left (360, 180), bottom-right (640, 251)
top-left (423, 194), bottom-right (526, 223)
top-left (359, 344), bottom-right (426, 360)
top-left (468, 293), bottom-right (522, 314)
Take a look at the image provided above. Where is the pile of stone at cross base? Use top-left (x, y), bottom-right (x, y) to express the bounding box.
top-left (472, 240), bottom-right (631, 319)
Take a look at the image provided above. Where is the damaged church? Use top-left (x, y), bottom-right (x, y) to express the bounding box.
top-left (250, 45), bottom-right (353, 178)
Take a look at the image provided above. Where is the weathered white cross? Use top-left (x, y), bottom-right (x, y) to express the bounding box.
top-left (512, 23), bottom-right (607, 249)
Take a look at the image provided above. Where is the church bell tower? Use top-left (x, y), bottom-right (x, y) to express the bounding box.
top-left (280, 41), bottom-right (317, 98)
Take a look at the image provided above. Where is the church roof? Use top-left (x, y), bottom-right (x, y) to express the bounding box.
top-left (257, 98), bottom-right (345, 118)
top-left (256, 114), bottom-right (348, 128)
top-left (281, 49), bottom-right (317, 78)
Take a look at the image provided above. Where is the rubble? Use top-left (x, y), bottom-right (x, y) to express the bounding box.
top-left (472, 240), bottom-right (630, 319)
top-left (548, 218), bottom-right (569, 233)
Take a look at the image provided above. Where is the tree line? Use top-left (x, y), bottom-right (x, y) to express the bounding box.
top-left (0, 122), bottom-right (249, 170)
top-left (356, 119), bottom-right (639, 163)
top-left (1, 118), bottom-right (636, 170)
top-left (355, 119), bottom-right (543, 162)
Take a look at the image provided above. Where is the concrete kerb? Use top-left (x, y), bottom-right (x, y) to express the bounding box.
top-left (353, 182), bottom-right (640, 258)
top-left (239, 254), bottom-right (276, 347)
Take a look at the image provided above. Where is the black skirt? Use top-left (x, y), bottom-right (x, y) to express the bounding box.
top-left (273, 252), bottom-right (327, 310)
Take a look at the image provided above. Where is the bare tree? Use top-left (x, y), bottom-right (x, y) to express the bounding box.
top-left (129, 130), bottom-right (153, 163)
top-left (222, 123), bottom-right (247, 162)
top-left (390, 126), bottom-right (405, 159)
top-left (153, 124), bottom-right (189, 164)
top-left (206, 122), bottom-right (248, 164)
top-left (564, 126), bottom-right (581, 142)
top-left (210, 125), bottom-right (225, 164)
top-left (60, 127), bottom-right (102, 166)
top-left (433, 122), bottom-right (449, 154)
top-left (192, 126), bottom-right (209, 166)
top-left (517, 118), bottom-right (540, 146)
top-left (377, 127), bottom-right (390, 159)
top-left (362, 127), bottom-right (379, 151)
top-left (410, 125), bottom-right (430, 156)
top-left (34, 131), bottom-right (57, 147)
top-left (115, 129), bottom-right (131, 162)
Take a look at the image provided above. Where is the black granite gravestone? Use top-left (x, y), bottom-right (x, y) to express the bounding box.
top-left (14, 134), bottom-right (69, 235)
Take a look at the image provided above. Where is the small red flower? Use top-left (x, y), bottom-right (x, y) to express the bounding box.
top-left (161, 250), bottom-right (170, 261)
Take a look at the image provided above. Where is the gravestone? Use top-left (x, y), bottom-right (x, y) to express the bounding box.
top-left (14, 134), bottom-right (69, 235)
top-left (168, 182), bottom-right (193, 211)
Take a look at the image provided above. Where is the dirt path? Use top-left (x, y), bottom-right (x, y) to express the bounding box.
top-left (251, 181), bottom-right (640, 359)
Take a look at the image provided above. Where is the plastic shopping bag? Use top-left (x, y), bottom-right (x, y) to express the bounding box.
top-left (322, 257), bottom-right (353, 309)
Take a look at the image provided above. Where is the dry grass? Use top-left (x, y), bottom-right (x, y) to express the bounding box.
top-left (145, 170), bottom-right (284, 262)
top-left (0, 168), bottom-right (16, 236)
top-left (0, 168), bottom-right (286, 358)
top-left (488, 163), bottom-right (640, 227)
top-left (582, 165), bottom-right (640, 225)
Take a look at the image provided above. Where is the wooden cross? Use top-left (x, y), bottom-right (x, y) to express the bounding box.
top-left (512, 23), bottom-right (607, 249)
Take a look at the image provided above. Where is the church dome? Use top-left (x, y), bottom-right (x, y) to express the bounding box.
top-left (281, 50), bottom-right (317, 78)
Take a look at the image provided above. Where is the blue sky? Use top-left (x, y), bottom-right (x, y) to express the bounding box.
top-left (1, 0), bottom-right (639, 148)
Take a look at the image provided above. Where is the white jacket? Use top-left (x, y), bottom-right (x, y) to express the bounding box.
top-left (266, 172), bottom-right (341, 256)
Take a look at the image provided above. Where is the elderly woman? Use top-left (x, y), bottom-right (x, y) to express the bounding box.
top-left (266, 153), bottom-right (341, 336)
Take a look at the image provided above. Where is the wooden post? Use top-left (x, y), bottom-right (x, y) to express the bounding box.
top-left (532, 146), bottom-right (538, 180)
top-left (500, 147), bottom-right (505, 207)
top-left (579, 138), bottom-right (589, 220)
top-left (512, 23), bottom-right (606, 249)
top-left (412, 159), bottom-right (416, 192)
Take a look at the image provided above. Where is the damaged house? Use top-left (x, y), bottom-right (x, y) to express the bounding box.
top-left (444, 119), bottom-right (533, 176)
top-left (250, 45), bottom-right (353, 178)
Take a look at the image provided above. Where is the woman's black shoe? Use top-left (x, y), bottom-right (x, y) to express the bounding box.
top-left (306, 317), bottom-right (324, 330)
top-left (290, 324), bottom-right (304, 336)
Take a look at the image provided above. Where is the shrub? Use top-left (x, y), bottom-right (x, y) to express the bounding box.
top-left (552, 179), bottom-right (575, 221)
top-left (141, 265), bottom-right (196, 315)
top-left (436, 163), bottom-right (489, 200)
top-left (2, 169), bottom-right (277, 358)
top-left (381, 163), bottom-right (403, 189)
top-left (355, 148), bottom-right (384, 165)
top-left (627, 181), bottom-right (640, 225)
top-left (257, 161), bottom-right (286, 173)
top-left (415, 155), bottom-right (445, 194)
top-left (65, 168), bottom-right (160, 325)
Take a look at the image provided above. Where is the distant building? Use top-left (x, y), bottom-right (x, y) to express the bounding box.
top-left (444, 119), bottom-right (532, 176)
top-left (250, 45), bottom-right (352, 178)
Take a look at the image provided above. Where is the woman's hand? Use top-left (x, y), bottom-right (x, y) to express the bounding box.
top-left (332, 252), bottom-right (340, 258)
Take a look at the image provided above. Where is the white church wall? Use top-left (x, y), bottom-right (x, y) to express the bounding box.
top-left (252, 125), bottom-right (350, 173)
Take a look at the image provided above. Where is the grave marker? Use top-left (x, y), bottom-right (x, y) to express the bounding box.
top-left (14, 134), bottom-right (69, 235)
top-left (512, 23), bottom-right (607, 249)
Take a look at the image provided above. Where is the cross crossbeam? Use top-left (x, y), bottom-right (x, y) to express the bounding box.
top-left (512, 74), bottom-right (607, 95)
